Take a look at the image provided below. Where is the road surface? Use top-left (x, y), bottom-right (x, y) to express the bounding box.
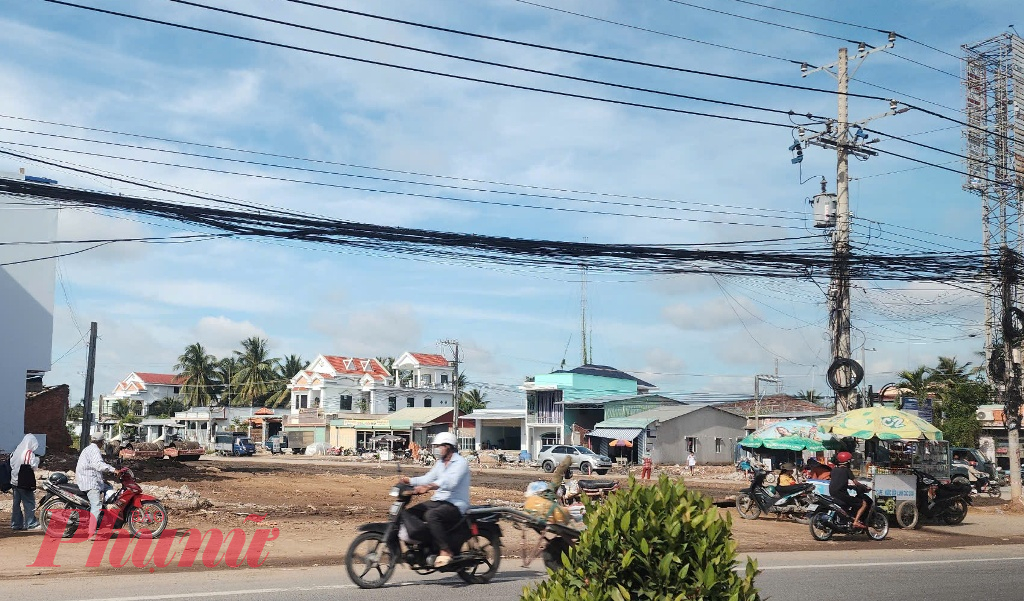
top-left (7, 544), bottom-right (1024, 600)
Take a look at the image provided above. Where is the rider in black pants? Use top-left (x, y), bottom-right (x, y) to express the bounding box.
top-left (400, 432), bottom-right (470, 567)
top-left (829, 451), bottom-right (871, 529)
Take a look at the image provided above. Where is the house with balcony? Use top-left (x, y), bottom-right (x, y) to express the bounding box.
top-left (284, 352), bottom-right (456, 449)
top-left (521, 364), bottom-right (665, 456)
top-left (102, 372), bottom-right (186, 420)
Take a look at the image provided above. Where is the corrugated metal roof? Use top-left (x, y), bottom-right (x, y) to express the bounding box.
top-left (594, 404), bottom-right (731, 429)
top-left (588, 427), bottom-right (643, 440)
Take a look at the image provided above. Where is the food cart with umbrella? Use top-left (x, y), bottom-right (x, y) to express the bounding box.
top-left (369, 434), bottom-right (405, 461)
top-left (818, 406), bottom-right (947, 527)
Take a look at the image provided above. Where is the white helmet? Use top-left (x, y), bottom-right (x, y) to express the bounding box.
top-left (432, 432), bottom-right (458, 447)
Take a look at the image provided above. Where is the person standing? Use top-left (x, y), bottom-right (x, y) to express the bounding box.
top-left (10, 434), bottom-right (41, 531)
top-left (640, 453), bottom-right (653, 480)
top-left (76, 433), bottom-right (117, 540)
top-left (687, 451), bottom-right (696, 476)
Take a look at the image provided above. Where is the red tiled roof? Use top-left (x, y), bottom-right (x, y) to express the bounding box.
top-left (134, 373), bottom-right (185, 386)
top-left (254, 407), bottom-right (275, 415)
top-left (323, 356), bottom-right (390, 380)
top-left (409, 353), bottom-right (450, 367)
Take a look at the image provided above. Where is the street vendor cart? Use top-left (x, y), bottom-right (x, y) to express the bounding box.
top-left (818, 406), bottom-right (946, 529)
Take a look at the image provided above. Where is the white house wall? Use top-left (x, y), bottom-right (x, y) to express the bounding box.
top-left (0, 199), bottom-right (57, 452)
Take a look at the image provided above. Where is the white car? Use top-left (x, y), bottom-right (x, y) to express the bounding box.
top-left (537, 444), bottom-right (613, 476)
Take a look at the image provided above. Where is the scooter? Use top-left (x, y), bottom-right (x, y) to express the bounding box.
top-left (37, 468), bottom-right (168, 539)
top-left (892, 469), bottom-right (972, 529)
top-left (735, 464), bottom-right (816, 523)
top-left (807, 489), bottom-right (889, 541)
top-left (344, 483), bottom-right (503, 588)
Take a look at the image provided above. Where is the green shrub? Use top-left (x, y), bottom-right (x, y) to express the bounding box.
top-left (521, 475), bottom-right (760, 601)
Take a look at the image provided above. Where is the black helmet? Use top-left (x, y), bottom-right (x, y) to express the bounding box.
top-left (48, 472), bottom-right (69, 485)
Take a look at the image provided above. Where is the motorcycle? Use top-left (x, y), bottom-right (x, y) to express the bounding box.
top-left (345, 483), bottom-right (503, 588)
top-left (735, 464), bottom-right (816, 523)
top-left (420, 452), bottom-right (436, 467)
top-left (807, 490), bottom-right (889, 541)
top-left (971, 473), bottom-right (1001, 498)
top-left (558, 478), bottom-right (619, 505)
top-left (893, 469), bottom-right (972, 529)
top-left (37, 468), bottom-right (168, 539)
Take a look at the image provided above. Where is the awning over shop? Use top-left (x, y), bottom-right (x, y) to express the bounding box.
top-left (587, 428), bottom-right (643, 441)
top-left (330, 406), bottom-right (454, 431)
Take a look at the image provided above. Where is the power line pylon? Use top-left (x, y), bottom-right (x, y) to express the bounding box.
top-left (799, 36), bottom-right (900, 413)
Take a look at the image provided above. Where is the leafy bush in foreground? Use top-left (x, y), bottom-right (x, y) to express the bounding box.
top-left (522, 475), bottom-right (760, 601)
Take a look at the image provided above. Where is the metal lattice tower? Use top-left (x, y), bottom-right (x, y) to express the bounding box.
top-left (962, 33), bottom-right (1024, 370)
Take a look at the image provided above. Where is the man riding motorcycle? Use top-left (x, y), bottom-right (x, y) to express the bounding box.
top-left (399, 432), bottom-right (469, 567)
top-left (829, 451), bottom-right (871, 529)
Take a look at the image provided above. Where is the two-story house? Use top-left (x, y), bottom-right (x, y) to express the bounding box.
top-left (103, 372), bottom-right (186, 419)
top-left (521, 364), bottom-right (660, 456)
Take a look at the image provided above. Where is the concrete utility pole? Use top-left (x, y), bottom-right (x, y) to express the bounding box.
top-left (438, 339), bottom-right (460, 442)
top-left (79, 321), bottom-right (97, 449)
top-left (999, 248), bottom-right (1023, 504)
top-left (753, 374), bottom-right (780, 432)
top-left (800, 36), bottom-right (901, 412)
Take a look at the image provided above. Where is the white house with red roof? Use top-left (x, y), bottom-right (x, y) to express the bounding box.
top-left (287, 352), bottom-right (456, 416)
top-left (102, 372), bottom-right (186, 419)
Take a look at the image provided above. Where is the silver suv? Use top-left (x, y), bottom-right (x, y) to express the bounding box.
top-left (537, 444), bottom-right (613, 476)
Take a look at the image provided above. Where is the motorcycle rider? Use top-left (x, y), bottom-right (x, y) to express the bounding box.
top-left (829, 451), bottom-right (870, 529)
top-left (75, 432), bottom-right (117, 540)
top-left (399, 431), bottom-right (469, 567)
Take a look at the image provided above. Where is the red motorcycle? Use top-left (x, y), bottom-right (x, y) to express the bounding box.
top-left (37, 468), bottom-right (168, 538)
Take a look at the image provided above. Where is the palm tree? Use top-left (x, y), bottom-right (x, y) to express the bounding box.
top-left (216, 357), bottom-right (240, 406)
top-left (232, 337), bottom-right (280, 407)
top-left (148, 396), bottom-right (185, 417)
top-left (896, 366), bottom-right (931, 409)
top-left (110, 399), bottom-right (141, 437)
top-left (375, 356), bottom-right (396, 373)
top-left (175, 343), bottom-right (219, 408)
top-left (265, 354), bottom-right (306, 408)
top-left (795, 389), bottom-right (823, 404)
top-left (929, 356), bottom-right (974, 387)
top-left (459, 388), bottom-right (488, 415)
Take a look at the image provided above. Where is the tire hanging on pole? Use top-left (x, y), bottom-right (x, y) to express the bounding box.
top-left (1002, 307), bottom-right (1024, 343)
top-left (826, 357), bottom-right (864, 394)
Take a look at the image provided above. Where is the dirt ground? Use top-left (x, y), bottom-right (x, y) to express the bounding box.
top-left (4, 453), bottom-right (1024, 577)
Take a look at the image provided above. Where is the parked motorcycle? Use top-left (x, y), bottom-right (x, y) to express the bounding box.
top-left (807, 490), bottom-right (889, 541)
top-left (345, 483), bottom-right (503, 588)
top-left (37, 468), bottom-right (168, 539)
top-left (735, 464), bottom-right (815, 523)
top-left (419, 452), bottom-right (436, 467)
top-left (893, 469), bottom-right (972, 529)
top-left (971, 473), bottom-right (1001, 498)
top-left (558, 478), bottom-right (619, 505)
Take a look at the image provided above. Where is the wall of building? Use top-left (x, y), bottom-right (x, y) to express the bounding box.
top-left (651, 409), bottom-right (746, 466)
top-left (25, 384), bottom-right (72, 452)
top-left (532, 373), bottom-right (637, 400)
top-left (0, 199), bottom-right (57, 452)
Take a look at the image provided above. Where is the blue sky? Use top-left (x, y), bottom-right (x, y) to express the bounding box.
top-left (1, 0), bottom-right (1017, 407)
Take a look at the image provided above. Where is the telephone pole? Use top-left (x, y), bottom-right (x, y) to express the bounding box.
top-left (999, 248), bottom-right (1022, 504)
top-left (438, 339), bottom-right (461, 442)
top-left (800, 35), bottom-right (901, 412)
top-left (79, 321), bottom-right (97, 449)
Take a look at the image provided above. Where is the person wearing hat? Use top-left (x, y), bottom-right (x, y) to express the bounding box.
top-left (829, 451), bottom-right (871, 529)
top-left (75, 432), bottom-right (117, 540)
top-left (399, 431), bottom-right (469, 567)
top-left (778, 463), bottom-right (798, 487)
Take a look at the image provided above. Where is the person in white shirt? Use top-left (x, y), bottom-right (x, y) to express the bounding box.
top-left (75, 433), bottom-right (117, 540)
top-left (687, 452), bottom-right (697, 475)
top-left (400, 432), bottom-right (470, 567)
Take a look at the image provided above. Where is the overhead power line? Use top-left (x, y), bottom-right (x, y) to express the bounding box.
top-left (41, 0), bottom-right (797, 129)
top-left (0, 172), bottom-right (1005, 283)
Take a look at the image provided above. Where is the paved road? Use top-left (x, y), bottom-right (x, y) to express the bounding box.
top-left (8, 545), bottom-right (1024, 600)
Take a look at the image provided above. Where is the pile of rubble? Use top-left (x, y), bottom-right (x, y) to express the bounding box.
top-left (141, 483), bottom-right (212, 511)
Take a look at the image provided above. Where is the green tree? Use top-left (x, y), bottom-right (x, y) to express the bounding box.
top-left (938, 379), bottom-right (991, 447)
top-left (232, 336), bottom-right (280, 407)
top-left (216, 356), bottom-right (241, 406)
top-left (458, 387), bottom-right (488, 415)
top-left (896, 366), bottom-right (931, 409)
top-left (147, 396), bottom-right (185, 418)
top-left (929, 356), bottom-right (975, 386)
top-left (175, 343), bottom-right (219, 408)
top-left (522, 476), bottom-right (760, 601)
top-left (67, 403), bottom-right (85, 421)
top-left (375, 356), bottom-right (396, 373)
top-left (110, 399), bottom-right (141, 437)
top-left (266, 354), bottom-right (305, 408)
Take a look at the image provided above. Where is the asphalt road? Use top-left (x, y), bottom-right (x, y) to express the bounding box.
top-left (8, 544), bottom-right (1024, 601)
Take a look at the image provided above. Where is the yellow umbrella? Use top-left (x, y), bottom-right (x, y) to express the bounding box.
top-left (818, 406), bottom-right (943, 441)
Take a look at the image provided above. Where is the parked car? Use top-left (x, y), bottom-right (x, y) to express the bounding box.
top-left (213, 433), bottom-right (255, 457)
top-left (265, 435), bottom-right (288, 454)
top-left (537, 444), bottom-right (613, 476)
top-left (951, 446), bottom-right (996, 483)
